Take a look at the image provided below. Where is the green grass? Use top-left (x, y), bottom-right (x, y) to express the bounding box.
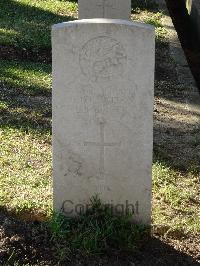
top-left (0, 127), bottom-right (52, 218)
top-left (144, 12), bottom-right (163, 27)
top-left (0, 58), bottom-right (52, 218)
top-left (132, 11), bottom-right (168, 41)
top-left (152, 162), bottom-right (200, 236)
top-left (0, 0), bottom-right (78, 50)
top-left (48, 196), bottom-right (147, 260)
top-left (0, 59), bottom-right (51, 95)
top-left (0, 0), bottom-right (165, 51)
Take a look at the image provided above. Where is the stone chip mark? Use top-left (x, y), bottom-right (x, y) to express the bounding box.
top-left (67, 155), bottom-right (83, 177)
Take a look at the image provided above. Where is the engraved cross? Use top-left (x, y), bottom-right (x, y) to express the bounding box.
top-left (84, 122), bottom-right (120, 177)
top-left (97, 0), bottom-right (116, 18)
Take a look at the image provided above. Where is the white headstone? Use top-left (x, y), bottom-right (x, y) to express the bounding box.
top-left (78, 0), bottom-right (131, 20)
top-left (52, 19), bottom-right (155, 224)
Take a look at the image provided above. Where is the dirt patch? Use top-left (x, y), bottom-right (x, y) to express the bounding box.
top-left (0, 210), bottom-right (199, 266)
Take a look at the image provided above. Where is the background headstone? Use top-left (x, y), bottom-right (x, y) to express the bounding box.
top-left (78, 0), bottom-right (131, 19)
top-left (52, 19), bottom-right (155, 224)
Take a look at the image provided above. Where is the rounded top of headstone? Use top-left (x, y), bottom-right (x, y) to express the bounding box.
top-left (52, 19), bottom-right (155, 32)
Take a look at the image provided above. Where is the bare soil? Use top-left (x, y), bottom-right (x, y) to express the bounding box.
top-left (0, 210), bottom-right (199, 266)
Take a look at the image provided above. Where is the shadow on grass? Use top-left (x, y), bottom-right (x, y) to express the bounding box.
top-left (153, 104), bottom-right (200, 174)
top-left (0, 208), bottom-right (199, 265)
top-left (0, 84), bottom-right (51, 134)
top-left (0, 59), bottom-right (51, 95)
top-left (154, 33), bottom-right (200, 174)
top-left (154, 47), bottom-right (200, 173)
top-left (0, 58), bottom-right (52, 133)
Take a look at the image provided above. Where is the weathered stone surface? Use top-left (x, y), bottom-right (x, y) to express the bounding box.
top-left (52, 19), bottom-right (155, 224)
top-left (78, 0), bottom-right (131, 20)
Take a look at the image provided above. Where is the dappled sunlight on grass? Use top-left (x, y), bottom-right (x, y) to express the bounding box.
top-left (0, 59), bottom-right (52, 219)
top-left (0, 28), bottom-right (20, 46)
top-left (0, 0), bottom-right (77, 50)
top-left (0, 59), bottom-right (51, 95)
top-left (132, 10), bottom-right (168, 41)
top-left (155, 97), bottom-right (200, 126)
top-left (0, 104), bottom-right (51, 133)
